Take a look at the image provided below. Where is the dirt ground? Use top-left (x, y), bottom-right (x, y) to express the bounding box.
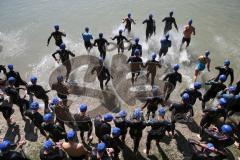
top-left (1, 55), bottom-right (240, 160)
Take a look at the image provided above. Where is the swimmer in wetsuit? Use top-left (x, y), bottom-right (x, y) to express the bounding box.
top-left (91, 57), bottom-right (113, 90)
top-left (202, 74), bottom-right (227, 110)
top-left (163, 64), bottom-right (182, 101)
top-left (6, 64), bottom-right (27, 88)
top-left (159, 34), bottom-right (172, 58)
top-left (180, 19), bottom-right (195, 50)
top-left (213, 59), bottom-right (234, 86)
top-left (144, 52), bottom-right (161, 87)
top-left (127, 49), bottom-right (144, 85)
top-left (52, 43), bottom-right (75, 82)
top-left (47, 25), bottom-right (66, 47)
top-left (128, 38), bottom-right (142, 56)
top-left (143, 14), bottom-right (156, 41)
top-left (82, 27), bottom-right (93, 53)
top-left (194, 50), bottom-right (211, 82)
top-left (114, 110), bottom-right (128, 143)
top-left (51, 75), bottom-right (70, 100)
top-left (93, 33), bottom-right (110, 60)
top-left (111, 30), bottom-right (129, 54)
top-left (122, 13), bottom-right (136, 33)
top-left (162, 11), bottom-right (178, 35)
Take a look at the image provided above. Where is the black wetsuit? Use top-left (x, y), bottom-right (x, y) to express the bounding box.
top-left (142, 96), bottom-right (164, 120)
top-left (93, 38), bottom-right (109, 60)
top-left (41, 123), bottom-right (67, 142)
top-left (143, 18), bottom-right (155, 40)
top-left (91, 65), bottom-right (111, 90)
top-left (162, 16), bottom-right (178, 34)
top-left (180, 88), bottom-right (202, 106)
top-left (48, 31), bottom-right (66, 47)
top-left (6, 71), bottom-right (27, 88)
top-left (236, 80), bottom-right (240, 95)
top-left (129, 43), bottom-right (142, 56)
top-left (203, 129), bottom-right (234, 149)
top-left (112, 34), bottom-right (128, 53)
top-left (114, 117), bottom-right (128, 143)
top-left (169, 103), bottom-right (193, 122)
top-left (188, 139), bottom-right (227, 160)
top-left (74, 114), bottom-right (93, 141)
top-left (200, 108), bottom-right (227, 137)
top-left (0, 95), bottom-right (14, 122)
top-left (127, 119), bottom-right (146, 153)
top-left (4, 86), bottom-right (29, 117)
top-left (52, 49), bottom-right (75, 64)
top-left (39, 148), bottom-right (67, 160)
top-left (214, 66), bottom-right (234, 85)
top-left (159, 38), bottom-right (171, 57)
top-left (163, 71), bottom-right (182, 101)
top-left (0, 151), bottom-right (30, 160)
top-left (127, 56), bottom-right (144, 85)
top-left (124, 17), bottom-right (135, 32)
top-left (146, 120), bottom-right (174, 153)
top-left (24, 110), bottom-right (47, 136)
top-left (202, 81), bottom-right (226, 110)
top-left (144, 60), bottom-right (161, 86)
top-left (94, 117), bottom-right (111, 142)
top-left (27, 84), bottom-right (49, 112)
top-left (102, 134), bottom-right (123, 159)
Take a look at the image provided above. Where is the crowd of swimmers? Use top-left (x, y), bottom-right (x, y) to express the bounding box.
top-left (0, 11), bottom-right (240, 160)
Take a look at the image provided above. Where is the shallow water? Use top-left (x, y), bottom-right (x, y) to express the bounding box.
top-left (0, 0), bottom-right (240, 88)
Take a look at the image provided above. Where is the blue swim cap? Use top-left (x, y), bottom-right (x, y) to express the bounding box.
top-left (8, 77), bottom-right (16, 84)
top-left (149, 14), bottom-right (153, 18)
top-left (7, 64), bottom-right (13, 70)
top-left (228, 86), bottom-right (236, 93)
top-left (112, 127), bottom-right (121, 137)
top-left (79, 103), bottom-right (88, 112)
top-left (158, 107), bottom-right (166, 116)
top-left (103, 113), bottom-right (113, 122)
top-left (119, 30), bottom-right (123, 34)
top-left (54, 25), bottom-right (59, 31)
top-left (188, 19), bottom-right (193, 25)
top-left (194, 81), bottom-right (202, 89)
top-left (99, 33), bottom-right (103, 38)
top-left (43, 113), bottom-right (53, 122)
top-left (135, 38), bottom-right (139, 43)
top-left (165, 34), bottom-right (170, 39)
top-left (30, 76), bottom-right (37, 84)
top-left (57, 75), bottom-right (64, 82)
top-left (224, 59), bottom-right (230, 66)
top-left (151, 52), bottom-right (157, 60)
top-left (134, 49), bottom-right (140, 56)
top-left (205, 50), bottom-right (210, 57)
top-left (118, 110), bottom-right (127, 117)
top-left (133, 108), bottom-right (141, 120)
top-left (85, 27), bottom-right (89, 32)
top-left (67, 130), bottom-right (75, 140)
top-left (43, 140), bottom-right (54, 151)
top-left (51, 97), bottom-right (60, 105)
top-left (173, 64), bottom-right (180, 71)
top-left (59, 43), bottom-right (66, 50)
top-left (97, 143), bottom-right (106, 153)
top-left (182, 93), bottom-right (190, 102)
top-left (128, 13), bottom-right (131, 17)
top-left (219, 98), bottom-right (227, 107)
top-left (221, 124), bottom-right (232, 134)
top-left (207, 143), bottom-right (215, 149)
top-left (0, 140), bottom-right (11, 152)
top-left (219, 74), bottom-right (227, 82)
top-left (30, 101), bottom-right (39, 110)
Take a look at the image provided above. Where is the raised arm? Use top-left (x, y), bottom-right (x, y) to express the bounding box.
top-left (162, 17), bottom-right (166, 22)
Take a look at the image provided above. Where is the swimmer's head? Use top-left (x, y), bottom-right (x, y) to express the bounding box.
top-left (54, 25), bottom-right (59, 31)
top-left (188, 19), bottom-right (193, 25)
top-left (128, 13), bottom-right (131, 18)
top-left (99, 33), bottom-right (103, 38)
top-left (85, 27), bottom-right (89, 32)
top-left (170, 11), bottom-right (173, 16)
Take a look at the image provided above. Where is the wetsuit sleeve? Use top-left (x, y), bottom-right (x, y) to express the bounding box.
top-left (141, 100), bottom-right (149, 110)
top-left (215, 66), bottom-right (221, 70)
top-left (105, 68), bottom-right (111, 78)
top-left (193, 27), bottom-right (196, 35)
top-left (60, 31), bottom-right (66, 37)
top-left (131, 18), bottom-right (136, 24)
top-left (68, 50), bottom-right (75, 57)
top-left (47, 33), bottom-right (53, 45)
top-left (91, 66), bottom-right (97, 74)
top-left (127, 58), bottom-right (131, 63)
top-left (93, 39), bottom-right (97, 46)
top-left (142, 19), bottom-right (147, 24)
top-left (139, 46), bottom-right (142, 56)
top-left (178, 73), bottom-right (182, 83)
top-left (104, 39), bottom-right (110, 45)
top-left (153, 20), bottom-right (156, 33)
top-left (123, 36), bottom-right (129, 42)
top-left (163, 74), bottom-right (169, 81)
top-left (162, 17), bottom-right (166, 22)
top-left (173, 18), bottom-right (178, 31)
top-left (207, 58), bottom-right (211, 71)
top-left (112, 36), bottom-right (117, 40)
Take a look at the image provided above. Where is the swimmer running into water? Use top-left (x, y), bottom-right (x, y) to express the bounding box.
top-left (194, 50), bottom-right (211, 82)
top-left (47, 25), bottom-right (66, 47)
top-left (122, 13), bottom-right (136, 33)
top-left (180, 19), bottom-right (195, 50)
top-left (162, 11), bottom-right (178, 35)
